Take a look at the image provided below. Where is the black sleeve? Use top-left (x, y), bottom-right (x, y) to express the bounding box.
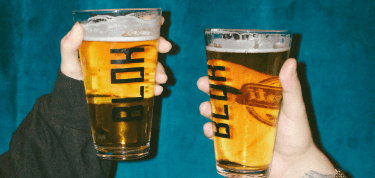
top-left (0, 70), bottom-right (115, 178)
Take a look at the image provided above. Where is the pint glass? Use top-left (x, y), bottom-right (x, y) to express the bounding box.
top-left (204, 29), bottom-right (292, 177)
top-left (73, 8), bottom-right (162, 160)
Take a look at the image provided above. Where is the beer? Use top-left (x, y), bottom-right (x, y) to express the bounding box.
top-left (74, 8), bottom-right (162, 160)
top-left (80, 39), bottom-right (158, 157)
top-left (205, 29), bottom-right (292, 177)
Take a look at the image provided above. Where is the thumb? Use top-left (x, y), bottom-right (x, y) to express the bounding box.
top-left (279, 58), bottom-right (307, 120)
top-left (275, 58), bottom-right (313, 154)
top-left (60, 22), bottom-right (84, 80)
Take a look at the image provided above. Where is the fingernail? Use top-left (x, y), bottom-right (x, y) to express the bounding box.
top-left (67, 22), bottom-right (80, 39)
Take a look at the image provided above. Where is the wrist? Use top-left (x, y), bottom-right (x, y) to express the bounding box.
top-left (307, 145), bottom-right (336, 174)
top-left (279, 145), bottom-right (336, 178)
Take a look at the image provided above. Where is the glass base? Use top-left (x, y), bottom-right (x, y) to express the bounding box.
top-left (95, 143), bottom-right (150, 160)
top-left (216, 164), bottom-right (269, 178)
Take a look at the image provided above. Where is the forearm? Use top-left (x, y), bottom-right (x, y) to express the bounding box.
top-left (0, 70), bottom-right (114, 178)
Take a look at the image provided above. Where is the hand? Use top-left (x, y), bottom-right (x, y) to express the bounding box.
top-left (198, 58), bottom-right (336, 178)
top-left (60, 22), bottom-right (172, 96)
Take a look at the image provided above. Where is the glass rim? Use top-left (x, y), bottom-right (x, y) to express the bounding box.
top-left (204, 28), bottom-right (291, 34)
top-left (72, 8), bottom-right (162, 14)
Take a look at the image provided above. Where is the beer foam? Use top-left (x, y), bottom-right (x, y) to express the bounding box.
top-left (206, 38), bottom-right (290, 53)
top-left (83, 36), bottom-right (158, 42)
top-left (81, 13), bottom-right (160, 41)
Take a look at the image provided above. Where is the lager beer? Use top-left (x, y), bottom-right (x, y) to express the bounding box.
top-left (73, 8), bottom-right (162, 160)
top-left (204, 29), bottom-right (292, 177)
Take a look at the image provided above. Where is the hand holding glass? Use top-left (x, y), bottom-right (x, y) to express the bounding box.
top-left (204, 29), bottom-right (292, 177)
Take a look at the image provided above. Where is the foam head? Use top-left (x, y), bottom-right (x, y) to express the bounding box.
top-left (73, 9), bottom-right (162, 42)
top-left (205, 29), bottom-right (292, 53)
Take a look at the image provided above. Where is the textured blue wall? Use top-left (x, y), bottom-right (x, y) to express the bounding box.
top-left (1, 0), bottom-right (374, 177)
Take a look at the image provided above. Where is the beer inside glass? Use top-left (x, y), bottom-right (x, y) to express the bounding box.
top-left (73, 8), bottom-right (162, 160)
top-left (204, 29), bottom-right (292, 177)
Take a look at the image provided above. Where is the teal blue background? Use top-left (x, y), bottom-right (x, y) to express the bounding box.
top-left (1, 0), bottom-right (374, 177)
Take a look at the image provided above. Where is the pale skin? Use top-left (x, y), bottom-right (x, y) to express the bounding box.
top-left (60, 21), bottom-right (171, 96)
top-left (198, 59), bottom-right (337, 178)
top-left (61, 22), bottom-right (336, 177)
